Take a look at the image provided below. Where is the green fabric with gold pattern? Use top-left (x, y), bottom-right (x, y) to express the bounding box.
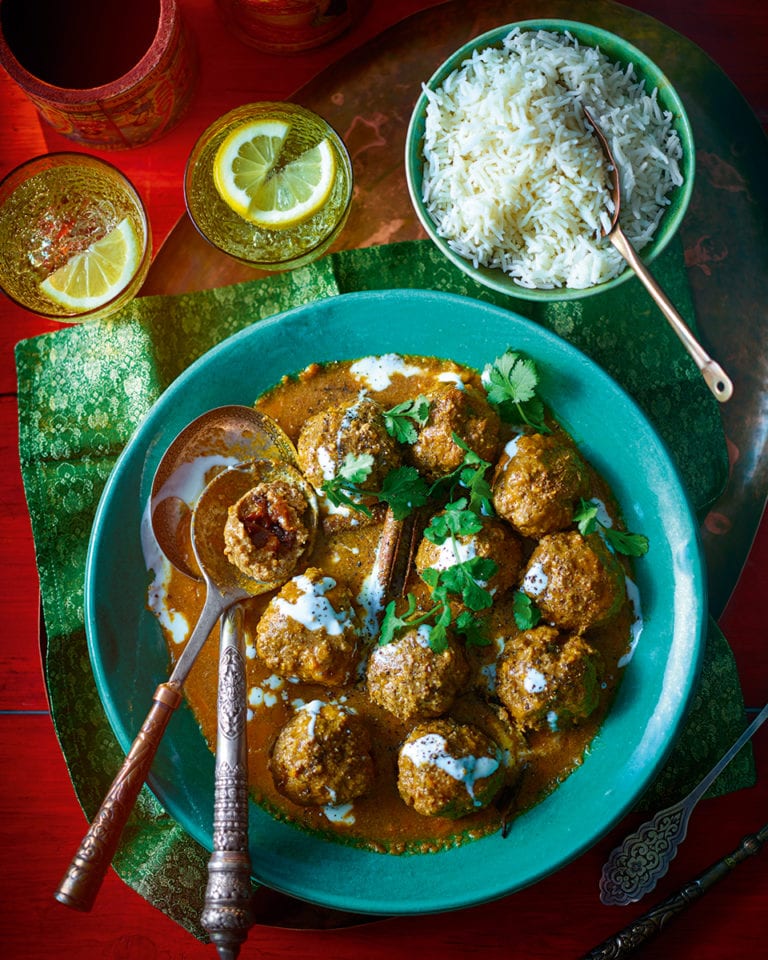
top-left (16, 238), bottom-right (748, 940)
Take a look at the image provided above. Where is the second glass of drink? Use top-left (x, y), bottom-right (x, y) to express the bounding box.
top-left (184, 102), bottom-right (353, 271)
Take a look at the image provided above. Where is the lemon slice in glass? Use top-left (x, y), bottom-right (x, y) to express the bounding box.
top-left (213, 118), bottom-right (291, 220)
top-left (248, 139), bottom-right (336, 229)
top-left (39, 217), bottom-right (141, 312)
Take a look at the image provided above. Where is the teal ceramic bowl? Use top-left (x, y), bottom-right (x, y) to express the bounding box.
top-left (405, 20), bottom-right (695, 301)
top-left (85, 290), bottom-right (705, 915)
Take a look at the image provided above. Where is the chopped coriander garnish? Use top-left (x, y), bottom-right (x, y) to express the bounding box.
top-left (483, 350), bottom-right (549, 433)
top-left (383, 395), bottom-right (430, 444)
top-left (513, 590), bottom-right (541, 631)
top-left (429, 434), bottom-right (495, 516)
top-left (376, 465), bottom-right (430, 520)
top-left (321, 452), bottom-right (375, 517)
top-left (321, 454), bottom-right (429, 521)
top-left (574, 498), bottom-right (649, 557)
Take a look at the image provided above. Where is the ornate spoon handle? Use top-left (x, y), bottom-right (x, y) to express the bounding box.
top-left (54, 680), bottom-right (183, 912)
top-left (583, 825), bottom-right (767, 959)
top-left (600, 702), bottom-right (768, 905)
top-left (201, 606), bottom-right (255, 959)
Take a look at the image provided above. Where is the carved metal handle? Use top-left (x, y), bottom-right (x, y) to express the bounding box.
top-left (201, 606), bottom-right (254, 959)
top-left (54, 681), bottom-right (183, 912)
top-left (583, 826), bottom-right (767, 959)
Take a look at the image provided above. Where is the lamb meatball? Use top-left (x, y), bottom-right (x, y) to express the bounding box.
top-left (397, 718), bottom-right (504, 818)
top-left (223, 480), bottom-right (310, 583)
top-left (496, 625), bottom-right (600, 730)
top-left (407, 384), bottom-right (500, 481)
top-left (521, 530), bottom-right (626, 632)
top-left (415, 515), bottom-right (522, 600)
top-left (297, 395), bottom-right (402, 494)
top-left (366, 627), bottom-right (469, 723)
top-left (270, 701), bottom-right (375, 806)
top-left (492, 432), bottom-right (590, 538)
top-left (255, 567), bottom-right (362, 685)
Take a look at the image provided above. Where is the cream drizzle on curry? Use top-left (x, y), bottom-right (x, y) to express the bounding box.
top-left (150, 353), bottom-right (641, 855)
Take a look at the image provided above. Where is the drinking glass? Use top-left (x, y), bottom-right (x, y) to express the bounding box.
top-left (184, 102), bottom-right (353, 271)
top-left (0, 153), bottom-right (152, 322)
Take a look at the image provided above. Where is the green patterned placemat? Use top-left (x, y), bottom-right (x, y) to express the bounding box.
top-left (17, 239), bottom-right (749, 938)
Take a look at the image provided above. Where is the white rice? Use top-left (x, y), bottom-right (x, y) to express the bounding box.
top-left (421, 28), bottom-right (684, 289)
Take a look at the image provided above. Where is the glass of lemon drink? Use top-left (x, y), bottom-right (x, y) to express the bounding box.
top-left (184, 102), bottom-right (353, 270)
top-left (0, 153), bottom-right (151, 322)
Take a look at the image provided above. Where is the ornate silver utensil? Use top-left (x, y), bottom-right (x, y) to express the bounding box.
top-left (584, 824), bottom-right (767, 958)
top-left (583, 106), bottom-right (733, 403)
top-left (200, 605), bottom-right (254, 959)
top-left (600, 701), bottom-right (768, 905)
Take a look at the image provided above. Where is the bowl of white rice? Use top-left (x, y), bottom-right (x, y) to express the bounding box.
top-left (405, 21), bottom-right (694, 299)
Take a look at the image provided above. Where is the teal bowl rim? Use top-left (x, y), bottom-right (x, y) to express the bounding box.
top-left (405, 19), bottom-right (696, 302)
top-left (84, 289), bottom-right (707, 916)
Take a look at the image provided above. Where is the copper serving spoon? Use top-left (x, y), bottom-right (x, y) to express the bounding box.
top-left (55, 406), bottom-right (315, 960)
top-left (583, 107), bottom-right (733, 403)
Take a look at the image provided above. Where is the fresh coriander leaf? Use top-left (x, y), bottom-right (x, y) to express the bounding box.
top-left (427, 603), bottom-right (453, 652)
top-left (603, 527), bottom-right (650, 557)
top-left (377, 466), bottom-right (429, 520)
top-left (424, 500), bottom-right (483, 544)
top-left (338, 452), bottom-right (374, 483)
top-left (384, 395), bottom-right (430, 444)
top-left (379, 594), bottom-right (422, 646)
top-left (484, 351), bottom-right (538, 406)
top-left (420, 566), bottom-right (440, 590)
top-left (483, 350), bottom-right (550, 432)
top-left (455, 610), bottom-right (490, 646)
top-left (321, 452), bottom-right (375, 516)
top-left (573, 498), bottom-right (599, 536)
top-left (573, 498), bottom-right (649, 557)
top-left (513, 591), bottom-right (541, 630)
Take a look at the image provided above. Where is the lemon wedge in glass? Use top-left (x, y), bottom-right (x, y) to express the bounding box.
top-left (213, 118), bottom-right (291, 220)
top-left (213, 117), bottom-right (337, 230)
top-left (246, 139), bottom-right (336, 229)
top-left (39, 217), bottom-right (141, 312)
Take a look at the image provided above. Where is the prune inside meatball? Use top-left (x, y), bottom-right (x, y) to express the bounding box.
top-left (496, 625), bottom-right (600, 730)
top-left (415, 515), bottom-right (522, 601)
top-left (297, 395), bottom-right (402, 494)
top-left (270, 701), bottom-right (375, 806)
top-left (521, 530), bottom-right (625, 632)
top-left (407, 385), bottom-right (500, 481)
top-left (397, 718), bottom-right (504, 819)
top-left (492, 432), bottom-right (590, 539)
top-left (256, 567), bottom-right (362, 685)
top-left (366, 627), bottom-right (469, 723)
top-left (223, 480), bottom-right (310, 583)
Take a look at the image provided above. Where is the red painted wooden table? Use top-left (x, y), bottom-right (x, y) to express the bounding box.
top-left (1, 2), bottom-right (765, 958)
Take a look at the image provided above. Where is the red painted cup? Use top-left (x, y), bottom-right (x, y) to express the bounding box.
top-left (0, 0), bottom-right (197, 149)
top-left (216, 0), bottom-right (370, 53)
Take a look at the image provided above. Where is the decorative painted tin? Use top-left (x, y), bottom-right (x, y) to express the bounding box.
top-left (0, 0), bottom-right (197, 149)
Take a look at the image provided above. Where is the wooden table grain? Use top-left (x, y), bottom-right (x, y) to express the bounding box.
top-left (1, 2), bottom-right (765, 958)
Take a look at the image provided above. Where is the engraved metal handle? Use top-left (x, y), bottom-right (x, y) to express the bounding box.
top-left (201, 606), bottom-right (254, 959)
top-left (583, 825), bottom-right (767, 959)
top-left (54, 681), bottom-right (183, 912)
top-left (600, 701), bottom-right (768, 905)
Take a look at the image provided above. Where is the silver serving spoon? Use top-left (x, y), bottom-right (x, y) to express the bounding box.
top-left (191, 456), bottom-right (316, 958)
top-left (54, 407), bottom-right (312, 937)
top-left (583, 106), bottom-right (733, 403)
top-left (149, 407), bottom-right (314, 959)
top-left (599, 700), bottom-right (768, 906)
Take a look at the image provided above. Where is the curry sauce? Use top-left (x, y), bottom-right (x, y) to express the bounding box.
top-left (156, 353), bottom-right (639, 854)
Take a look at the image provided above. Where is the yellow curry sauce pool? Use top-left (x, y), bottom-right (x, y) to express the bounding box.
top-left (151, 353), bottom-right (641, 854)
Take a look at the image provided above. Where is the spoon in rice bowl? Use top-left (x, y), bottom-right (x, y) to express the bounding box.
top-left (583, 106), bottom-right (733, 403)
